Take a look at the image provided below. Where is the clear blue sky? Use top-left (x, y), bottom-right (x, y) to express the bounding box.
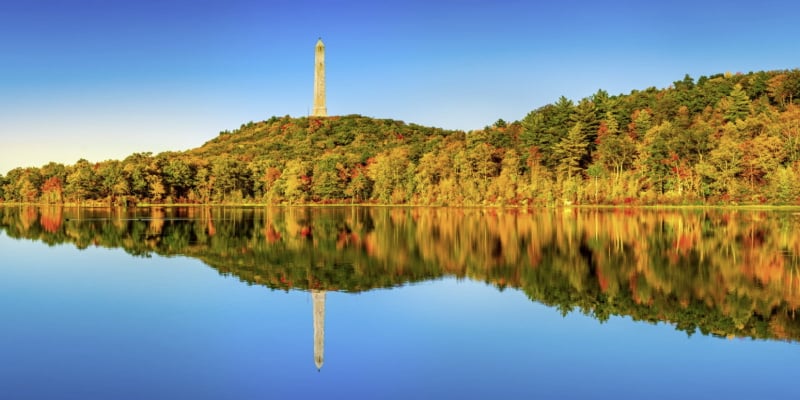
top-left (2, 0), bottom-right (799, 174)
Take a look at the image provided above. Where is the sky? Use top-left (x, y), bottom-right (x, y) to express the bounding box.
top-left (2, 0), bottom-right (800, 174)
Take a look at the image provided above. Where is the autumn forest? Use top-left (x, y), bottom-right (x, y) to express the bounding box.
top-left (2, 69), bottom-right (800, 206)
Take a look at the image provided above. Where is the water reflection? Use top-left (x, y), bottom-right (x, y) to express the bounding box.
top-left (313, 290), bottom-right (325, 370)
top-left (1, 206), bottom-right (800, 343)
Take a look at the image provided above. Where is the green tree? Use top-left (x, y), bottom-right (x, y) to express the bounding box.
top-left (40, 162), bottom-right (67, 185)
top-left (64, 159), bottom-right (99, 202)
top-left (523, 146), bottom-right (555, 205)
top-left (774, 105), bottom-right (800, 163)
top-left (369, 147), bottom-right (412, 203)
top-left (629, 109), bottom-right (652, 139)
top-left (283, 159), bottom-right (312, 204)
top-left (586, 162), bottom-right (604, 202)
top-left (740, 134), bottom-right (785, 191)
top-left (763, 71), bottom-right (800, 108)
top-left (0, 173), bottom-right (6, 201)
top-left (696, 136), bottom-right (743, 198)
top-left (414, 151), bottom-right (440, 204)
top-left (488, 149), bottom-right (521, 204)
top-left (211, 158), bottom-right (252, 202)
top-left (570, 99), bottom-right (599, 150)
top-left (769, 166), bottom-right (799, 203)
top-left (638, 121), bottom-right (676, 195)
top-left (163, 159), bottom-right (194, 199)
top-left (2, 168), bottom-right (24, 202)
top-left (724, 84), bottom-right (751, 123)
top-left (344, 165), bottom-right (372, 203)
top-left (122, 153), bottom-right (153, 199)
top-left (467, 142), bottom-right (498, 196)
top-left (595, 112), bottom-right (636, 184)
top-left (97, 161), bottom-right (126, 202)
top-left (16, 169), bottom-right (42, 203)
top-left (312, 153), bottom-right (347, 200)
top-left (193, 166), bottom-right (213, 203)
top-left (520, 96), bottom-right (575, 168)
top-left (248, 159), bottom-right (281, 200)
top-left (147, 174), bottom-right (167, 202)
top-left (552, 123), bottom-right (588, 180)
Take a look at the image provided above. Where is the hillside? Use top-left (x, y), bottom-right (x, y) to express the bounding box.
top-left (190, 114), bottom-right (458, 164)
top-left (1, 69), bottom-right (800, 205)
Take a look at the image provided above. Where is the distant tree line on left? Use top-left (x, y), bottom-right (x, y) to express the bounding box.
top-left (0, 153), bottom-right (206, 206)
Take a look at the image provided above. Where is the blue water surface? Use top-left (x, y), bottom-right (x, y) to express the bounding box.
top-left (0, 232), bottom-right (796, 400)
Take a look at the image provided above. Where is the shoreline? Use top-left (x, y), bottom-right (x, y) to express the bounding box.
top-left (3, 202), bottom-right (800, 211)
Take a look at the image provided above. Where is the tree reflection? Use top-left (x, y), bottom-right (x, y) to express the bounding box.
top-left (2, 205), bottom-right (799, 341)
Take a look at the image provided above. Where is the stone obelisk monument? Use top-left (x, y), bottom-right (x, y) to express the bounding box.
top-left (312, 38), bottom-right (327, 117)
top-left (312, 290), bottom-right (326, 370)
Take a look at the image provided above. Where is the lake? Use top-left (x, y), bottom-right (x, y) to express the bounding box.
top-left (0, 206), bottom-right (798, 399)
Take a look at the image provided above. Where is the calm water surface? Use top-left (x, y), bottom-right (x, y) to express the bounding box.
top-left (0, 206), bottom-right (798, 399)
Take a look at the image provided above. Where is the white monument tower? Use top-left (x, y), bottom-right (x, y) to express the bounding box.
top-left (312, 38), bottom-right (327, 117)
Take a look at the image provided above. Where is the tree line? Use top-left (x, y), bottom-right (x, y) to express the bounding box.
top-left (2, 69), bottom-right (800, 205)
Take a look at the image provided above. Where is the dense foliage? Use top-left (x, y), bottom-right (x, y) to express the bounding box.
top-left (3, 69), bottom-right (800, 205)
top-left (2, 206), bottom-right (799, 341)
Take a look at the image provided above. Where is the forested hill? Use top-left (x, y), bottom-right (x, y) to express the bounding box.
top-left (2, 69), bottom-right (800, 205)
top-left (190, 115), bottom-right (458, 165)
